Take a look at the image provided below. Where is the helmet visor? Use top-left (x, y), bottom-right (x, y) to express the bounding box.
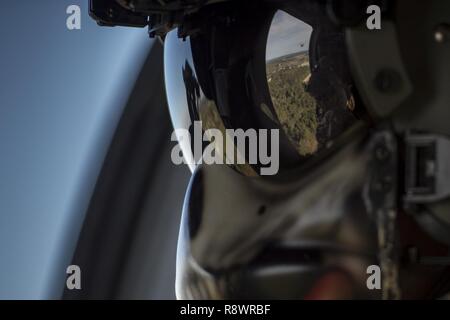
top-left (164, 1), bottom-right (364, 176)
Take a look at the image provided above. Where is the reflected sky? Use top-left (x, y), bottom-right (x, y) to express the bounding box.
top-left (266, 11), bottom-right (313, 61)
top-left (164, 30), bottom-right (199, 172)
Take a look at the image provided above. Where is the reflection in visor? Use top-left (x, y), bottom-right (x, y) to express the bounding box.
top-left (165, 6), bottom-right (359, 176)
top-left (164, 30), bottom-right (257, 176)
top-left (266, 11), bottom-right (316, 156)
top-left (266, 10), bottom-right (357, 157)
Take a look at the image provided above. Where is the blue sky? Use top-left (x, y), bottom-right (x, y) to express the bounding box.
top-left (0, 0), bottom-right (151, 298)
top-left (266, 10), bottom-right (313, 61)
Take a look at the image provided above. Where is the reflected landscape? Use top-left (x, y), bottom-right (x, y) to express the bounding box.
top-left (265, 11), bottom-right (317, 156)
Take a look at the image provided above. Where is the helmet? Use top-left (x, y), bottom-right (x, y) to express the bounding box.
top-left (90, 0), bottom-right (450, 299)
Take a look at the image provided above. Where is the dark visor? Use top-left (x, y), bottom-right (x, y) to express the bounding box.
top-left (163, 0), bottom-right (365, 176)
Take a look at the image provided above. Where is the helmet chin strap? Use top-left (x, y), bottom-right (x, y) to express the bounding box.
top-left (345, 23), bottom-right (412, 298)
top-left (363, 127), bottom-right (401, 299)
